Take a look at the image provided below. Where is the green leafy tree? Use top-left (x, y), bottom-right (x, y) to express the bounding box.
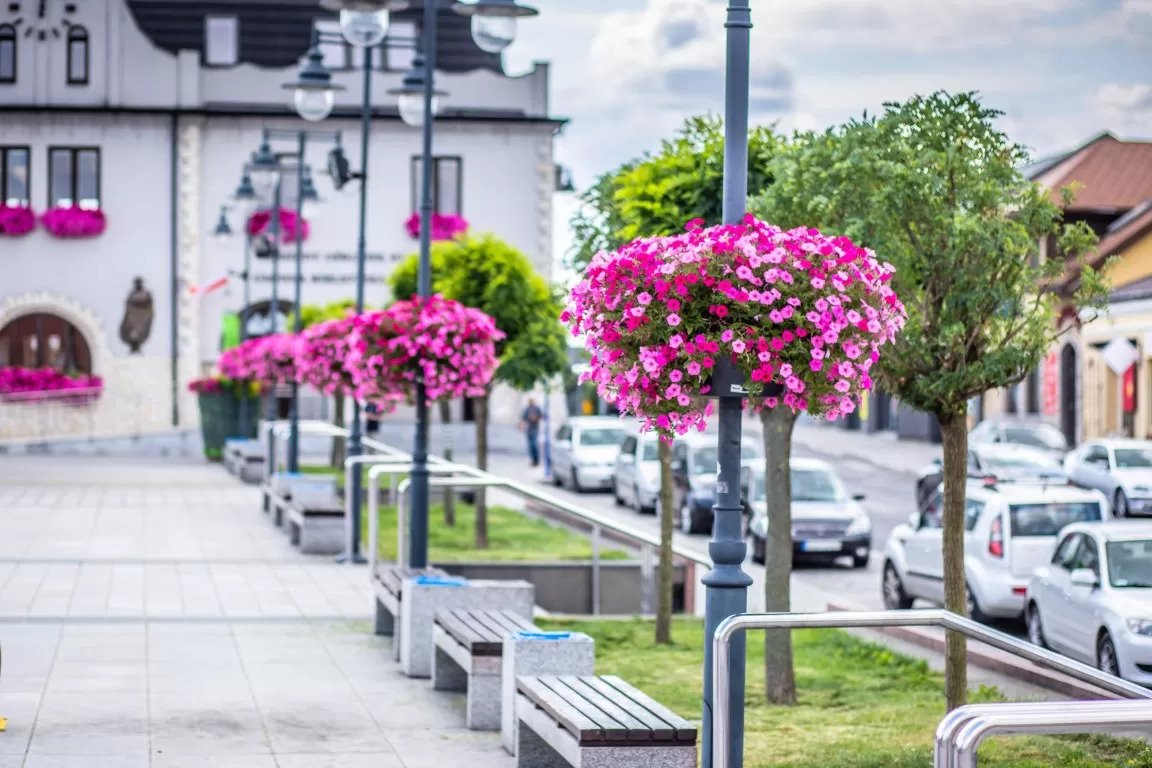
top-left (391, 235), bottom-right (568, 548)
top-left (754, 92), bottom-right (1105, 710)
top-left (568, 115), bottom-right (780, 271)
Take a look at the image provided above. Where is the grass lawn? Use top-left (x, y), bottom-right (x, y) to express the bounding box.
top-left (372, 501), bottom-right (629, 563)
top-left (536, 617), bottom-right (1152, 768)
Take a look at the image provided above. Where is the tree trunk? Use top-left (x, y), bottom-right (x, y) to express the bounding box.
top-left (330, 392), bottom-right (346, 469)
top-left (473, 389), bottom-right (490, 549)
top-left (939, 411), bottom-right (969, 711)
top-left (655, 439), bottom-right (675, 645)
top-left (439, 398), bottom-right (456, 527)
top-left (761, 406), bottom-right (798, 705)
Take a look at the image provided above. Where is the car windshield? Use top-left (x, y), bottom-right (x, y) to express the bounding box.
top-left (641, 441), bottom-right (660, 461)
top-left (692, 442), bottom-right (763, 475)
top-left (749, 468), bottom-right (843, 503)
top-left (1107, 540), bottom-right (1152, 588)
top-left (1113, 448), bottom-right (1152, 469)
top-left (578, 428), bottom-right (626, 447)
top-left (1008, 502), bottom-right (1102, 537)
top-left (1003, 424), bottom-right (1067, 451)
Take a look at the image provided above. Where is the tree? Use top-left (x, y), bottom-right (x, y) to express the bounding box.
top-left (568, 115), bottom-right (780, 272)
top-left (390, 235), bottom-right (568, 548)
top-left (754, 92), bottom-right (1104, 709)
top-left (297, 299), bottom-right (356, 467)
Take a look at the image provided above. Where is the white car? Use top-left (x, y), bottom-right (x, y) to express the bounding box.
top-left (551, 417), bottom-right (634, 493)
top-left (882, 480), bottom-right (1109, 621)
top-left (1027, 522), bottom-right (1152, 684)
top-left (1064, 439), bottom-right (1152, 517)
top-left (613, 432), bottom-right (662, 513)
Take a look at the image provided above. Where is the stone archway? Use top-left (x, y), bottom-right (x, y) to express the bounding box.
top-left (0, 292), bottom-right (108, 374)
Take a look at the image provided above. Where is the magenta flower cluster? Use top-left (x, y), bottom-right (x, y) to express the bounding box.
top-left (294, 316), bottom-right (360, 396)
top-left (0, 367), bottom-right (104, 402)
top-left (0, 205), bottom-right (36, 237)
top-left (404, 212), bottom-right (469, 242)
top-left (246, 209), bottom-right (310, 244)
top-left (41, 207), bottom-right (107, 238)
top-left (347, 295), bottom-right (503, 404)
top-left (563, 215), bottom-right (906, 437)
top-left (218, 334), bottom-right (302, 385)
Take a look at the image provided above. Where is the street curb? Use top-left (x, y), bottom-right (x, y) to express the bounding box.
top-left (826, 602), bottom-right (1121, 701)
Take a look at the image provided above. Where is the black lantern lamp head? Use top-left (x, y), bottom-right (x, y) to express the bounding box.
top-left (285, 42), bottom-right (344, 122)
top-left (213, 206), bottom-right (233, 238)
top-left (388, 54), bottom-right (447, 128)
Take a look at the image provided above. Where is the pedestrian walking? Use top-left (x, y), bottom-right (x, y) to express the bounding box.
top-left (521, 398), bottom-right (543, 467)
top-left (365, 402), bottom-right (382, 436)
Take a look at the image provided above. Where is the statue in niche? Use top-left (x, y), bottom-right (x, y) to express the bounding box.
top-left (119, 277), bottom-right (154, 354)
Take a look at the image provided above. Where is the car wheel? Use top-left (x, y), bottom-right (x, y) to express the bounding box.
top-left (1098, 632), bottom-right (1121, 678)
top-left (1115, 489), bottom-right (1130, 518)
top-left (966, 585), bottom-right (991, 625)
top-left (612, 480), bottom-right (624, 506)
top-left (1026, 603), bottom-right (1047, 649)
top-left (852, 551), bottom-right (870, 569)
top-left (635, 484), bottom-right (655, 515)
top-left (748, 533), bottom-right (765, 565)
top-left (570, 470), bottom-right (584, 494)
top-left (881, 562), bottom-right (913, 610)
top-left (551, 467), bottom-right (562, 487)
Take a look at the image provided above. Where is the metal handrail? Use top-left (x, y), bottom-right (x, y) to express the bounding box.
top-left (711, 610), bottom-right (1152, 768)
top-left (392, 476), bottom-right (512, 570)
top-left (269, 420), bottom-right (347, 477)
top-left (932, 702), bottom-right (1080, 768)
top-left (941, 700), bottom-right (1152, 768)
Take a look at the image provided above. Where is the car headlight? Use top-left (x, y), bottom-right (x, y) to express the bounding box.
top-left (1126, 618), bottom-right (1152, 636)
top-left (845, 513), bottom-right (872, 537)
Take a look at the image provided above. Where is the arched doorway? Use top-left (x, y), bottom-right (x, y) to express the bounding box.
top-left (0, 312), bottom-right (92, 373)
top-left (1060, 344), bottom-right (1078, 446)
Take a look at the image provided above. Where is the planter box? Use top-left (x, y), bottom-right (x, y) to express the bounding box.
top-left (197, 392), bottom-right (259, 460)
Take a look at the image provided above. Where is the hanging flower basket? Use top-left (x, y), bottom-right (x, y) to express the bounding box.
top-left (0, 367), bottom-right (103, 404)
top-left (246, 209), bottom-right (309, 244)
top-left (347, 294), bottom-right (502, 406)
top-left (563, 215), bottom-right (907, 437)
top-left (404, 212), bottom-right (469, 242)
top-left (218, 334), bottom-right (301, 386)
top-left (41, 206), bottom-right (106, 238)
top-left (0, 205), bottom-right (36, 236)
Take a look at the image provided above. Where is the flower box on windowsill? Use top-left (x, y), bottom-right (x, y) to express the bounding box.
top-left (404, 212), bottom-right (468, 242)
top-left (246, 209), bottom-right (309, 244)
top-left (41, 206), bottom-right (106, 238)
top-left (0, 367), bottom-right (104, 405)
top-left (0, 205), bottom-right (36, 237)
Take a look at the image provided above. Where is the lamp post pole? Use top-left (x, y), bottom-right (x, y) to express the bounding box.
top-left (408, 0), bottom-right (438, 570)
top-left (287, 135), bottom-right (309, 474)
top-left (239, 231), bottom-right (252, 435)
top-left (266, 177), bottom-right (284, 426)
top-left (344, 45), bottom-right (374, 564)
top-left (701, 4), bottom-right (753, 768)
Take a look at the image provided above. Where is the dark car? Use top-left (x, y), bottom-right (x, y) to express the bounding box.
top-left (671, 432), bottom-right (764, 534)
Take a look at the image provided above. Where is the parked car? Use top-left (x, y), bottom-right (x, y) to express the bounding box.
top-left (1026, 522), bottom-right (1152, 683)
top-left (882, 479), bottom-right (1109, 621)
top-left (915, 444), bottom-right (1067, 511)
top-left (672, 431), bottom-right (764, 533)
top-left (1064, 439), bottom-right (1152, 518)
top-left (551, 417), bottom-right (634, 493)
top-left (613, 432), bottom-right (662, 514)
top-left (968, 417), bottom-right (1070, 460)
top-left (744, 459), bottom-right (871, 568)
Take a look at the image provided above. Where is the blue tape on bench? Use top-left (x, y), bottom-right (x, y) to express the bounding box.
top-left (517, 631), bottom-right (571, 640)
top-left (414, 576), bottom-right (468, 587)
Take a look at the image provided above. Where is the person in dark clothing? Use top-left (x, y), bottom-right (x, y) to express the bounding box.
top-left (365, 402), bottom-right (382, 435)
top-left (521, 398), bottom-right (543, 466)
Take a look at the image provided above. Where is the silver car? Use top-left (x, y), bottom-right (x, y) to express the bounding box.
top-left (1065, 439), bottom-right (1152, 517)
top-left (969, 418), bottom-right (1070, 461)
top-left (551, 417), bottom-right (634, 493)
top-left (613, 432), bottom-right (662, 513)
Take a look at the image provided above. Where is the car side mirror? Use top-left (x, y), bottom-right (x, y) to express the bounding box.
top-left (1070, 568), bottom-right (1100, 588)
top-left (853, 493), bottom-right (867, 502)
top-left (908, 511), bottom-right (921, 529)
top-left (932, 458), bottom-right (943, 467)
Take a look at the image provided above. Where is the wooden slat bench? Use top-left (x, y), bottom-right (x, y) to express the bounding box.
top-left (286, 497), bottom-right (345, 555)
top-left (373, 564), bottom-right (446, 651)
top-left (433, 609), bottom-right (538, 730)
top-left (516, 675), bottom-right (697, 767)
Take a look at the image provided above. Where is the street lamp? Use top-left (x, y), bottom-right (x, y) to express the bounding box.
top-left (212, 205), bottom-right (233, 238)
top-left (284, 42), bottom-right (344, 122)
top-left (248, 139), bottom-right (282, 196)
top-left (320, 0), bottom-right (409, 47)
top-left (452, 0), bottom-right (537, 54)
top-left (300, 167), bottom-right (321, 203)
top-left (388, 54), bottom-right (444, 128)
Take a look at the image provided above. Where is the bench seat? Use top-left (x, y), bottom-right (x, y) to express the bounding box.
top-left (286, 497), bottom-right (345, 555)
top-left (516, 675), bottom-right (697, 767)
top-left (433, 609), bottom-right (538, 730)
top-left (373, 564), bottom-right (446, 650)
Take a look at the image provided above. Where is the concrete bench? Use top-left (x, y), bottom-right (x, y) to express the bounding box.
top-left (286, 496), bottom-right (345, 555)
top-left (516, 675), bottom-right (697, 768)
top-left (263, 474), bottom-right (336, 528)
top-left (373, 564), bottom-right (447, 644)
top-left (433, 609), bottom-right (537, 730)
top-left (224, 439), bottom-right (264, 483)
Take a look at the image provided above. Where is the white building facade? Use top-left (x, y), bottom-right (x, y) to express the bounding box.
top-left (0, 0), bottom-right (560, 441)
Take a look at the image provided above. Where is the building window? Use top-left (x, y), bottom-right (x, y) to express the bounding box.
top-left (384, 21), bottom-right (416, 71)
top-left (204, 16), bottom-right (239, 66)
top-left (410, 156), bottom-right (462, 215)
top-left (314, 20), bottom-right (357, 70)
top-left (66, 26), bottom-right (89, 84)
top-left (1, 146), bottom-right (30, 206)
top-left (0, 313), bottom-right (92, 373)
top-left (48, 147), bottom-right (100, 209)
top-left (0, 24), bottom-right (15, 84)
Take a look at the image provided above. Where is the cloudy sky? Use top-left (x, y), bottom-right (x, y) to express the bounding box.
top-left (505, 0), bottom-right (1152, 190)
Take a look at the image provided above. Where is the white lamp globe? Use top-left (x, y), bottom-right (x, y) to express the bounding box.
top-left (294, 88), bottom-right (336, 122)
top-left (340, 8), bottom-right (389, 47)
top-left (398, 92), bottom-right (437, 127)
top-left (471, 14), bottom-right (516, 53)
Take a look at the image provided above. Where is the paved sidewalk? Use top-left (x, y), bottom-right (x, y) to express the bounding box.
top-left (0, 456), bottom-right (513, 768)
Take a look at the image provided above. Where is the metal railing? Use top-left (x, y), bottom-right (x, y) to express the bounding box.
top-left (937, 700), bottom-right (1152, 768)
top-left (710, 609), bottom-right (1152, 768)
